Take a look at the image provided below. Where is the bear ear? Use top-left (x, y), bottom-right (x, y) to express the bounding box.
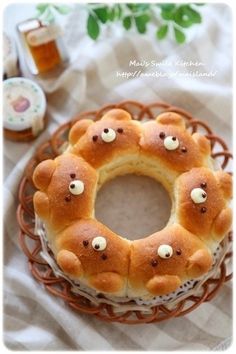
top-left (69, 119), bottom-right (93, 145)
top-left (33, 159), bottom-right (56, 191)
top-left (215, 171), bottom-right (232, 200)
top-left (101, 108), bottom-right (132, 121)
top-left (156, 112), bottom-right (186, 129)
top-left (192, 133), bottom-right (211, 155)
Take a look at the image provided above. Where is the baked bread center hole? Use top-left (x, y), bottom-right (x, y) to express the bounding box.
top-left (95, 174), bottom-right (171, 240)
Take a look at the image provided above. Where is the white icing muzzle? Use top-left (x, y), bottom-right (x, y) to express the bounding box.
top-left (69, 180), bottom-right (84, 195)
top-left (101, 128), bottom-right (116, 143)
top-left (92, 236), bottom-right (107, 251)
top-left (163, 136), bottom-right (179, 150)
top-left (190, 188), bottom-right (207, 204)
top-left (157, 245), bottom-right (173, 259)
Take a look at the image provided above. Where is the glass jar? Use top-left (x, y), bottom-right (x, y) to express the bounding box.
top-left (3, 77), bottom-right (47, 142)
top-left (17, 18), bottom-right (68, 75)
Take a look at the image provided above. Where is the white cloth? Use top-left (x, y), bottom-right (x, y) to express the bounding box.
top-left (4, 3), bottom-right (232, 350)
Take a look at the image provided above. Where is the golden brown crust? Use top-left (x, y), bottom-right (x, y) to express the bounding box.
top-left (57, 249), bottom-right (83, 277)
top-left (69, 109), bottom-right (142, 169)
top-left (212, 207), bottom-right (232, 238)
top-left (102, 108), bottom-right (132, 121)
top-left (156, 112), bottom-right (186, 128)
top-left (215, 171), bottom-right (233, 199)
top-left (192, 132), bottom-right (211, 156)
top-left (55, 219), bottom-right (130, 295)
top-left (33, 153), bottom-right (98, 233)
top-left (33, 109), bottom-right (232, 298)
top-left (128, 224), bottom-right (212, 296)
top-left (89, 272), bottom-right (125, 293)
top-left (175, 167), bottom-right (232, 242)
top-left (187, 249), bottom-right (213, 278)
top-left (69, 119), bottom-right (93, 145)
top-left (139, 119), bottom-right (209, 173)
top-left (146, 275), bottom-right (181, 296)
top-left (33, 191), bottom-right (50, 219)
top-left (33, 159), bottom-right (56, 191)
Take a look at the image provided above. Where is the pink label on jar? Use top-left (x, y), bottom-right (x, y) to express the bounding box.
top-left (11, 95), bottom-right (31, 113)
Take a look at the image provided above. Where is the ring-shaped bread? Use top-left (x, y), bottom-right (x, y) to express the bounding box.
top-left (33, 109), bottom-right (232, 299)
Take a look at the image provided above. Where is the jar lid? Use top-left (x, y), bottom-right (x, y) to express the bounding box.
top-left (3, 78), bottom-right (46, 136)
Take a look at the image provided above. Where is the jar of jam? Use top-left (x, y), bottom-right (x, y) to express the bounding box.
top-left (17, 18), bottom-right (68, 75)
top-left (3, 32), bottom-right (20, 79)
top-left (3, 78), bottom-right (47, 142)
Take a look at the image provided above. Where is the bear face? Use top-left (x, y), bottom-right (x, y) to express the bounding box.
top-left (139, 112), bottom-right (212, 175)
top-left (68, 109), bottom-right (142, 169)
top-left (128, 224), bottom-right (213, 297)
top-left (175, 167), bottom-right (232, 246)
top-left (33, 153), bottom-right (98, 234)
top-left (55, 219), bottom-right (131, 296)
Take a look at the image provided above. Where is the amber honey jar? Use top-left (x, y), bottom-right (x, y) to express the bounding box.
top-left (17, 19), bottom-right (68, 75)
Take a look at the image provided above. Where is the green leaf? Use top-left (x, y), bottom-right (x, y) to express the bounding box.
top-left (161, 11), bottom-right (174, 20)
top-left (158, 4), bottom-right (176, 12)
top-left (136, 4), bottom-right (150, 11)
top-left (174, 6), bottom-right (194, 28)
top-left (115, 4), bottom-right (123, 19)
top-left (36, 3), bottom-right (49, 14)
top-left (93, 7), bottom-right (108, 24)
top-left (41, 7), bottom-right (55, 24)
top-left (87, 13), bottom-right (100, 40)
top-left (184, 6), bottom-right (202, 24)
top-left (54, 5), bottom-right (71, 15)
top-left (108, 7), bottom-right (115, 21)
top-left (123, 16), bottom-right (132, 30)
top-left (174, 26), bottom-right (186, 43)
top-left (134, 14), bottom-right (150, 34)
top-left (127, 4), bottom-right (138, 11)
top-left (160, 4), bottom-right (176, 21)
top-left (156, 24), bottom-right (168, 40)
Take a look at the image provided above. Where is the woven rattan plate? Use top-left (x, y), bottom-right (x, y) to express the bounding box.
top-left (17, 100), bottom-right (233, 324)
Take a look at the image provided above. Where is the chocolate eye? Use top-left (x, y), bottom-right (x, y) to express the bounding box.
top-left (117, 128), bottom-right (123, 133)
top-left (176, 249), bottom-right (182, 255)
top-left (92, 135), bottom-right (98, 142)
top-left (200, 182), bottom-right (207, 189)
top-left (70, 173), bottom-right (76, 179)
top-left (190, 188), bottom-right (207, 204)
top-left (200, 207), bottom-right (207, 213)
top-left (101, 128), bottom-right (116, 142)
top-left (83, 240), bottom-right (89, 247)
top-left (69, 180), bottom-right (84, 195)
top-left (151, 259), bottom-right (158, 267)
top-left (181, 147), bottom-right (187, 153)
top-left (163, 136), bottom-right (179, 150)
top-left (92, 236), bottom-right (107, 251)
top-left (159, 132), bottom-right (165, 139)
top-left (157, 245), bottom-right (173, 259)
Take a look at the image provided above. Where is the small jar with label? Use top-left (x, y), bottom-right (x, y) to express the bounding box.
top-left (17, 18), bottom-right (68, 75)
top-left (3, 32), bottom-right (20, 79)
top-left (3, 78), bottom-right (47, 142)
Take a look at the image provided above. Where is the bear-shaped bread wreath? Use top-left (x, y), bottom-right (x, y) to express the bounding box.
top-left (33, 109), bottom-right (232, 299)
